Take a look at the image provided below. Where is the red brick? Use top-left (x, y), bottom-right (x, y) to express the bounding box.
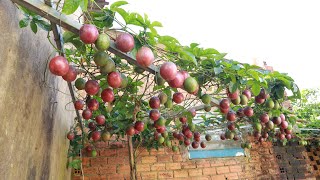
top-left (188, 169), bottom-right (203, 177)
top-left (82, 157), bottom-right (90, 166)
top-left (138, 148), bottom-right (150, 156)
top-left (216, 166), bottom-right (230, 174)
top-left (137, 164), bottom-right (150, 172)
top-left (196, 161), bottom-right (211, 168)
top-left (135, 156), bottom-right (142, 164)
top-left (83, 167), bottom-right (99, 175)
top-left (260, 155), bottom-right (275, 161)
top-left (100, 149), bottom-right (117, 157)
top-left (225, 173), bottom-right (238, 180)
top-left (249, 158), bottom-right (259, 163)
top-left (210, 175), bottom-right (225, 180)
top-left (72, 176), bottom-right (82, 180)
top-left (110, 144), bottom-right (127, 150)
top-left (181, 162), bottom-right (196, 169)
top-left (150, 148), bottom-right (165, 155)
top-left (224, 159), bottom-right (237, 165)
top-left (158, 171), bottom-right (173, 179)
top-left (269, 148), bottom-right (274, 154)
top-left (174, 170), bottom-right (189, 178)
top-left (108, 157), bottom-right (129, 165)
top-left (88, 175), bottom-right (107, 180)
top-left (173, 155), bottom-right (183, 162)
top-left (117, 148), bottom-right (129, 156)
top-left (140, 171), bottom-right (157, 180)
top-left (243, 164), bottom-right (255, 171)
top-left (268, 168), bottom-right (280, 175)
top-left (94, 141), bottom-right (108, 148)
top-left (250, 151), bottom-right (259, 156)
top-left (236, 158), bottom-right (248, 164)
top-left (117, 164), bottom-right (130, 174)
top-left (106, 173), bottom-right (124, 180)
top-left (90, 157), bottom-right (108, 167)
top-left (99, 166), bottom-right (117, 174)
top-left (166, 163), bottom-right (181, 170)
top-left (165, 149), bottom-right (178, 156)
top-left (258, 148), bottom-right (271, 155)
top-left (150, 163), bottom-right (166, 171)
top-left (190, 177), bottom-right (210, 180)
top-left (211, 160), bottom-right (224, 167)
top-left (202, 167), bottom-right (216, 175)
top-left (229, 165), bottom-right (242, 173)
top-left (157, 155), bottom-right (173, 163)
top-left (141, 156), bottom-right (157, 164)
top-left (238, 172), bottom-right (255, 179)
top-left (261, 142), bottom-right (272, 148)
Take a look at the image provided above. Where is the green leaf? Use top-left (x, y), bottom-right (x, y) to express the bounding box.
top-left (246, 80), bottom-right (255, 86)
top-left (292, 83), bottom-right (299, 93)
top-left (63, 31), bottom-right (77, 43)
top-left (215, 53), bottom-right (227, 60)
top-left (19, 6), bottom-right (36, 16)
top-left (189, 43), bottom-right (199, 49)
top-left (271, 109), bottom-right (281, 117)
top-left (248, 69), bottom-right (260, 81)
top-left (277, 77), bottom-right (292, 89)
top-left (151, 21), bottom-right (162, 27)
top-left (214, 67), bottom-right (223, 75)
top-left (68, 159), bottom-right (82, 169)
top-left (158, 35), bottom-right (180, 44)
top-left (231, 64), bottom-right (241, 71)
top-left (110, 1), bottom-right (128, 11)
top-left (131, 36), bottom-right (143, 57)
top-left (275, 87), bottom-right (285, 99)
top-left (180, 50), bottom-right (197, 66)
top-left (62, 0), bottom-right (81, 15)
top-left (149, 27), bottom-right (158, 36)
top-left (35, 20), bottom-right (51, 31)
top-left (153, 85), bottom-right (165, 91)
top-left (165, 119), bottom-right (172, 126)
top-left (114, 8), bottom-right (129, 22)
top-left (158, 36), bottom-right (181, 52)
top-left (229, 82), bottom-right (238, 93)
top-left (144, 13), bottom-right (150, 26)
top-left (126, 12), bottom-right (145, 27)
top-left (252, 83), bottom-right (260, 96)
top-left (91, 10), bottom-right (114, 28)
top-left (230, 74), bottom-right (236, 83)
top-left (70, 39), bottom-right (86, 53)
top-left (199, 48), bottom-right (220, 57)
top-left (19, 18), bottom-right (29, 28)
top-left (30, 21), bottom-right (37, 34)
top-left (294, 89), bottom-right (301, 99)
top-left (235, 123), bottom-right (240, 131)
top-left (80, 0), bottom-right (88, 12)
top-left (163, 88), bottom-right (172, 98)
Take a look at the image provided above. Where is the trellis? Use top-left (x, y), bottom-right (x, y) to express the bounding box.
top-left (9, 0), bottom-right (221, 179)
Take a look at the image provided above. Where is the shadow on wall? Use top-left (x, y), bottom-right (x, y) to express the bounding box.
top-left (0, 1), bottom-right (74, 180)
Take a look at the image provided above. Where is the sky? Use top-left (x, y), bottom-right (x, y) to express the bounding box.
top-left (122, 0), bottom-right (320, 90)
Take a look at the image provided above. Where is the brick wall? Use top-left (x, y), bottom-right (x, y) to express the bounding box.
top-left (305, 146), bottom-right (320, 177)
top-left (73, 138), bottom-right (317, 180)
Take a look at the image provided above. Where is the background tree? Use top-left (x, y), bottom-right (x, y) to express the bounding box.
top-left (293, 88), bottom-right (320, 128)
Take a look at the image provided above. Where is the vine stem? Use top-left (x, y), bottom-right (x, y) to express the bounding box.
top-left (127, 136), bottom-right (137, 180)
